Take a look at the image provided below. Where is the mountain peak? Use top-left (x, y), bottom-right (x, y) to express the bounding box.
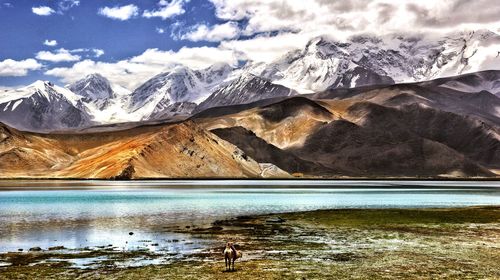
top-left (203, 62), bottom-right (233, 72)
top-left (69, 73), bottom-right (113, 101)
top-left (84, 73), bottom-right (107, 81)
top-left (31, 80), bottom-right (54, 89)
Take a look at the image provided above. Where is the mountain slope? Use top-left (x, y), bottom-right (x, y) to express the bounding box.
top-left (0, 81), bottom-right (92, 132)
top-left (68, 73), bottom-right (133, 123)
top-left (129, 64), bottom-right (234, 120)
top-left (315, 71), bottom-right (500, 126)
top-left (196, 96), bottom-right (336, 149)
top-left (345, 102), bottom-right (500, 168)
top-left (195, 73), bottom-right (297, 113)
top-left (291, 118), bottom-right (491, 177)
top-left (196, 92), bottom-right (498, 177)
top-left (56, 121), bottom-right (263, 179)
top-left (422, 70), bottom-right (500, 96)
top-left (251, 30), bottom-right (500, 93)
top-left (211, 126), bottom-right (331, 175)
top-left (69, 73), bottom-right (114, 105)
top-left (0, 122), bottom-right (73, 175)
top-left (0, 121), bottom-right (290, 179)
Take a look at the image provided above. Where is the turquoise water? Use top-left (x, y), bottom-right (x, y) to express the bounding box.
top-left (0, 181), bottom-right (499, 253)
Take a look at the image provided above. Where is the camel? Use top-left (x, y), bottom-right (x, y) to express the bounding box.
top-left (224, 242), bottom-right (242, 271)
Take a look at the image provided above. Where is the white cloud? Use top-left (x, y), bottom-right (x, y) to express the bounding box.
top-left (205, 0), bottom-right (500, 63)
top-left (36, 48), bottom-right (81, 62)
top-left (58, 0), bottom-right (80, 12)
top-left (156, 27), bottom-right (165, 34)
top-left (93, 49), bottom-right (105, 58)
top-left (220, 32), bottom-right (312, 62)
top-left (130, 47), bottom-right (238, 68)
top-left (0, 59), bottom-right (42, 77)
top-left (45, 46), bottom-right (239, 90)
top-left (32, 6), bottom-right (55, 16)
top-left (209, 0), bottom-right (500, 36)
top-left (43, 40), bottom-right (58, 47)
top-left (35, 0), bottom-right (500, 90)
top-left (181, 22), bottom-right (240, 42)
top-left (143, 0), bottom-right (186, 20)
top-left (98, 4), bottom-right (139, 21)
top-left (69, 48), bottom-right (105, 58)
top-left (0, 85), bottom-right (23, 90)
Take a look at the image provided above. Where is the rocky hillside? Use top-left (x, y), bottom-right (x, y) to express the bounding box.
top-left (0, 121), bottom-right (289, 179)
top-left (0, 81), bottom-right (92, 132)
top-left (0, 70), bottom-right (499, 179)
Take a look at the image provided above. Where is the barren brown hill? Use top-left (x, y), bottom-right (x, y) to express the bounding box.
top-left (196, 97), bottom-right (337, 149)
top-left (291, 117), bottom-right (492, 177)
top-left (315, 71), bottom-right (500, 126)
top-left (1, 71), bottom-right (500, 179)
top-left (56, 121), bottom-right (264, 179)
top-left (0, 123), bottom-right (72, 177)
top-left (211, 126), bottom-right (333, 175)
top-left (345, 102), bottom-right (500, 168)
top-left (192, 88), bottom-right (500, 178)
top-left (0, 121), bottom-right (280, 179)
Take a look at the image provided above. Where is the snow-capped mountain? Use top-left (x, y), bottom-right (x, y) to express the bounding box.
top-left (249, 30), bottom-right (500, 93)
top-left (129, 63), bottom-right (234, 120)
top-left (68, 73), bottom-right (132, 123)
top-left (1, 30), bottom-right (499, 131)
top-left (69, 73), bottom-right (114, 105)
top-left (196, 73), bottom-right (297, 112)
top-left (0, 81), bottom-right (92, 132)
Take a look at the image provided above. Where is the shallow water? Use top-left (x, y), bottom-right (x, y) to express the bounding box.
top-left (0, 181), bottom-right (499, 254)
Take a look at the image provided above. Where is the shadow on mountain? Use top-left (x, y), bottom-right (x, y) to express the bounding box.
top-left (211, 126), bottom-right (333, 175)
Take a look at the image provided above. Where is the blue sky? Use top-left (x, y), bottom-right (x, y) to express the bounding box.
top-left (0, 0), bottom-right (232, 87)
top-left (0, 0), bottom-right (498, 90)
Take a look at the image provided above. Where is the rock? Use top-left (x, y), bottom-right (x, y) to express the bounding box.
top-left (29, 247), bottom-right (42, 252)
top-left (266, 216), bottom-right (286, 223)
top-left (209, 226), bottom-right (224, 231)
top-left (48, 246), bottom-right (65, 251)
top-left (129, 232), bottom-right (134, 236)
top-left (17, 249), bottom-right (23, 252)
top-left (151, 243), bottom-right (159, 246)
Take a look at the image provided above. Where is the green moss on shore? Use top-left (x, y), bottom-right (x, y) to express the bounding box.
top-left (1, 207), bottom-right (499, 279)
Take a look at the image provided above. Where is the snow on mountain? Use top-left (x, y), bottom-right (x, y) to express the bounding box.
top-left (68, 74), bottom-right (132, 123)
top-left (1, 30), bottom-right (499, 130)
top-left (249, 30), bottom-right (500, 93)
top-left (0, 81), bottom-right (92, 132)
top-left (196, 73), bottom-right (297, 112)
top-left (129, 63), bottom-right (234, 120)
top-left (68, 73), bottom-right (114, 104)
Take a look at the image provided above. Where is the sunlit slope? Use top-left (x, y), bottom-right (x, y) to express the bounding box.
top-left (0, 121), bottom-right (269, 179)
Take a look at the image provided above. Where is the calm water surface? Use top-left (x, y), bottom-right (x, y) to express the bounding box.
top-left (0, 180), bottom-right (498, 254)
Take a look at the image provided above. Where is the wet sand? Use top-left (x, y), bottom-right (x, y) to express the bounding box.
top-left (0, 206), bottom-right (499, 279)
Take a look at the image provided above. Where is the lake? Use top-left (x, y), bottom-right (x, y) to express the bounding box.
top-left (0, 180), bottom-right (499, 255)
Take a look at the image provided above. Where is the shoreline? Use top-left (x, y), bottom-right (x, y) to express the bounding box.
top-left (0, 179), bottom-right (499, 191)
top-left (0, 206), bottom-right (499, 279)
top-left (1, 177), bottom-right (499, 181)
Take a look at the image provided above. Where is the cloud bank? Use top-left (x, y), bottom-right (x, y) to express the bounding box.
top-left (98, 4), bottom-right (139, 21)
top-left (15, 0), bottom-right (500, 90)
top-left (0, 59), bottom-right (42, 77)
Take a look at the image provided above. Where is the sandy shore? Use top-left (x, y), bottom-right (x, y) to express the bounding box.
top-left (0, 206), bottom-right (499, 279)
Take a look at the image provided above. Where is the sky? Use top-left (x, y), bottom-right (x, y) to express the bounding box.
top-left (0, 0), bottom-right (499, 90)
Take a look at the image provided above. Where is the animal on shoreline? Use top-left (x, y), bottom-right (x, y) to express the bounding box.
top-left (224, 242), bottom-right (242, 271)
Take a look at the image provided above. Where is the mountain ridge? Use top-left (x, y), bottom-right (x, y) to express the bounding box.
top-left (1, 31), bottom-right (499, 132)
